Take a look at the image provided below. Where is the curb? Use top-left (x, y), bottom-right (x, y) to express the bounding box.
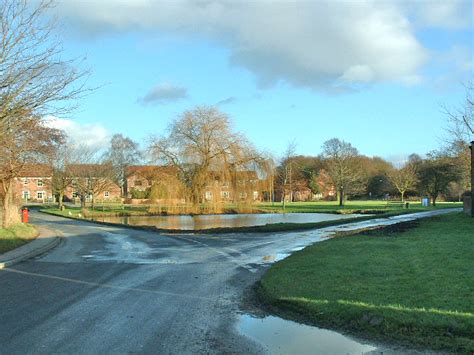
top-left (0, 226), bottom-right (62, 269)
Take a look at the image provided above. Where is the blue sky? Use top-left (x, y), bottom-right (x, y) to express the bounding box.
top-left (49, 0), bottom-right (473, 164)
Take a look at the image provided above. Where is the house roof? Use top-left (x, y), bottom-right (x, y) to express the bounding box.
top-left (67, 164), bottom-right (113, 177)
top-left (17, 164), bottom-right (53, 177)
top-left (126, 165), bottom-right (177, 177)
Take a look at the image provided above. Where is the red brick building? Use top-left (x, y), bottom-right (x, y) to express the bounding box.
top-left (14, 164), bottom-right (54, 203)
top-left (64, 164), bottom-right (122, 203)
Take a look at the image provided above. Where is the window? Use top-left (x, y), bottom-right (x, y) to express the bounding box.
top-left (23, 178), bottom-right (29, 185)
top-left (221, 191), bottom-right (230, 199)
top-left (135, 179), bottom-right (143, 186)
top-left (253, 191), bottom-right (259, 200)
top-left (37, 191), bottom-right (45, 200)
top-left (104, 191), bottom-right (110, 198)
top-left (22, 191), bottom-right (30, 200)
top-left (239, 192), bottom-right (247, 199)
top-left (205, 191), bottom-right (213, 200)
top-left (37, 179), bottom-right (44, 187)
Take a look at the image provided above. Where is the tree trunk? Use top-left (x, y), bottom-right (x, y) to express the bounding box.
top-left (58, 191), bottom-right (65, 211)
top-left (338, 188), bottom-right (344, 207)
top-left (281, 188), bottom-right (286, 211)
top-left (432, 195), bottom-right (437, 206)
top-left (401, 191), bottom-right (405, 203)
top-left (1, 180), bottom-right (20, 228)
top-left (80, 196), bottom-right (86, 211)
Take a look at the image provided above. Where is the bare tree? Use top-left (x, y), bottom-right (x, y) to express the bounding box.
top-left (66, 147), bottom-right (115, 211)
top-left (443, 82), bottom-right (473, 143)
top-left (104, 134), bottom-right (141, 197)
top-left (149, 106), bottom-right (262, 209)
top-left (0, 117), bottom-right (63, 226)
top-left (0, 0), bottom-right (89, 226)
top-left (388, 164), bottom-right (418, 202)
top-left (49, 143), bottom-right (83, 211)
top-left (418, 152), bottom-right (458, 206)
top-left (0, 1), bottom-right (88, 126)
top-left (278, 142), bottom-right (297, 210)
top-left (321, 138), bottom-right (365, 206)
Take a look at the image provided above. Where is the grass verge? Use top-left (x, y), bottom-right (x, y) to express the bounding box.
top-left (0, 224), bottom-right (38, 254)
top-left (256, 213), bottom-right (474, 353)
top-left (259, 201), bottom-right (462, 214)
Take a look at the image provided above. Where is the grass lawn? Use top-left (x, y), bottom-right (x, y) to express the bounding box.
top-left (257, 212), bottom-right (474, 353)
top-left (39, 206), bottom-right (152, 218)
top-left (259, 200), bottom-right (462, 214)
top-left (0, 224), bottom-right (38, 254)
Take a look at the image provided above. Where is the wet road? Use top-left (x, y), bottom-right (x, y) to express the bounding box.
top-left (0, 209), bottom-right (459, 354)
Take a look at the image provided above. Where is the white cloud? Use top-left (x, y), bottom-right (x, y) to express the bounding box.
top-left (45, 116), bottom-right (110, 150)
top-left (55, 0), bottom-right (429, 91)
top-left (412, 0), bottom-right (472, 30)
top-left (216, 96), bottom-right (237, 106)
top-left (340, 65), bottom-right (375, 83)
top-left (138, 83), bottom-right (188, 105)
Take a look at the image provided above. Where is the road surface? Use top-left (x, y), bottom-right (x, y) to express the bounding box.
top-left (0, 209), bottom-right (458, 354)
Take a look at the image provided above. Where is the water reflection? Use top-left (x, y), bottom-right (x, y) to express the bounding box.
top-left (90, 213), bottom-right (360, 230)
top-left (238, 315), bottom-right (377, 354)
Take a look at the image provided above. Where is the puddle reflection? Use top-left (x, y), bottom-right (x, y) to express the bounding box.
top-left (238, 314), bottom-right (377, 355)
top-left (90, 213), bottom-right (361, 230)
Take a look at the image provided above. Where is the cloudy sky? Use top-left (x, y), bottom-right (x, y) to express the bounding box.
top-left (49, 0), bottom-right (472, 162)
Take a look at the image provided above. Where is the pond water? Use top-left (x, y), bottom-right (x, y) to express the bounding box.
top-left (238, 315), bottom-right (378, 354)
top-left (90, 213), bottom-right (360, 230)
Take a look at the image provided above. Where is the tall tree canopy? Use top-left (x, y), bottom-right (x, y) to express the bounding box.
top-left (149, 106), bottom-right (263, 206)
top-left (105, 134), bottom-right (141, 197)
top-left (321, 138), bottom-right (365, 206)
top-left (0, 0), bottom-right (88, 227)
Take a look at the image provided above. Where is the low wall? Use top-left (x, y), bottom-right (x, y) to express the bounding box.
top-left (463, 195), bottom-right (472, 216)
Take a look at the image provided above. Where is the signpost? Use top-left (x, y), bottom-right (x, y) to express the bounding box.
top-left (467, 141), bottom-right (474, 216)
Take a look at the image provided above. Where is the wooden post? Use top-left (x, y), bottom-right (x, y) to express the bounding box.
top-left (471, 141), bottom-right (474, 216)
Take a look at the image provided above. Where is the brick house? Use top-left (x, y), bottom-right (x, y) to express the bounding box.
top-left (64, 164), bottom-right (122, 203)
top-left (126, 166), bottom-right (265, 203)
top-left (204, 171), bottom-right (263, 203)
top-left (14, 164), bottom-right (54, 203)
top-left (126, 165), bottom-right (179, 195)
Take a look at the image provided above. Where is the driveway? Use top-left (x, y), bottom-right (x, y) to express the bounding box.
top-left (0, 209), bottom-right (459, 354)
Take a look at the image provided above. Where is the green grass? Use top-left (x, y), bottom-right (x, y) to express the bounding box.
top-left (39, 206), bottom-right (152, 218)
top-left (0, 224), bottom-right (38, 254)
top-left (257, 213), bottom-right (474, 353)
top-left (259, 200), bottom-right (462, 214)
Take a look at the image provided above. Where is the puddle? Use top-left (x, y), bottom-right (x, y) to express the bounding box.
top-left (90, 213), bottom-right (362, 230)
top-left (83, 232), bottom-right (161, 264)
top-left (238, 315), bottom-right (378, 355)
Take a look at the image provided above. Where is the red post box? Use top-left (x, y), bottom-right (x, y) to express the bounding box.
top-left (21, 207), bottom-right (29, 223)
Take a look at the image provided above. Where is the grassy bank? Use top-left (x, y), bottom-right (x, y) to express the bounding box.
top-left (0, 224), bottom-right (38, 254)
top-left (259, 200), bottom-right (462, 214)
top-left (257, 213), bottom-right (474, 353)
top-left (37, 204), bottom-right (264, 218)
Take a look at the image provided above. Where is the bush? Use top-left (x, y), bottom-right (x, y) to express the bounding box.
top-left (130, 188), bottom-right (150, 199)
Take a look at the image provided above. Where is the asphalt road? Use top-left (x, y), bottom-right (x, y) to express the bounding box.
top-left (0, 209), bottom-right (459, 354)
